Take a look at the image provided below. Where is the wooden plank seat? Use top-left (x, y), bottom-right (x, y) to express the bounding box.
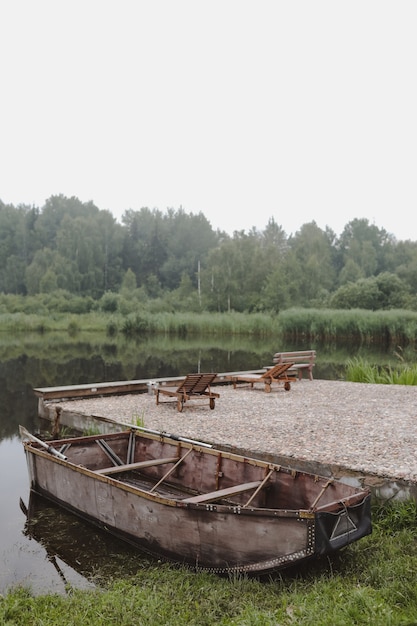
top-left (228, 362), bottom-right (295, 393)
top-left (96, 457), bottom-right (180, 475)
top-left (272, 350), bottom-right (316, 380)
top-left (182, 480), bottom-right (263, 504)
top-left (155, 373), bottom-right (220, 412)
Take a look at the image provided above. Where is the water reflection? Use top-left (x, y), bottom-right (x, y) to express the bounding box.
top-left (0, 332), bottom-right (280, 439)
top-left (22, 492), bottom-right (155, 592)
top-left (0, 331), bottom-right (403, 440)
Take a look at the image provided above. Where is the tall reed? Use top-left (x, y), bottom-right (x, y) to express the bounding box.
top-left (120, 311), bottom-right (282, 337)
top-left (279, 308), bottom-right (417, 345)
top-left (346, 357), bottom-right (417, 385)
top-left (1, 305), bottom-right (417, 346)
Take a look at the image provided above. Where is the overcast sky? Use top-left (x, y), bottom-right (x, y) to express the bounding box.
top-left (1, 1), bottom-right (416, 240)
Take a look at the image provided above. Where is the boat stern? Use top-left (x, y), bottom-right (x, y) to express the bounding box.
top-left (314, 492), bottom-right (372, 555)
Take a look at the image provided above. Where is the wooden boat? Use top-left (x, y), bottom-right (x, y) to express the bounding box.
top-left (21, 428), bottom-right (372, 574)
top-left (21, 491), bottom-right (149, 585)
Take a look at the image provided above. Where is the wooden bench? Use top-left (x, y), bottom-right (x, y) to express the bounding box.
top-left (182, 480), bottom-right (262, 504)
top-left (272, 350), bottom-right (316, 380)
top-left (96, 457), bottom-right (180, 475)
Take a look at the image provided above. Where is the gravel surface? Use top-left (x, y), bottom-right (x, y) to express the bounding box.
top-left (58, 380), bottom-right (417, 482)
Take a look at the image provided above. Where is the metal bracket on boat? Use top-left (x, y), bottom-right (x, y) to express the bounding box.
top-left (127, 430), bottom-right (136, 465)
top-left (96, 439), bottom-right (124, 467)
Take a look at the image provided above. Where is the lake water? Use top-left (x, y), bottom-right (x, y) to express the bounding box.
top-left (0, 332), bottom-right (398, 595)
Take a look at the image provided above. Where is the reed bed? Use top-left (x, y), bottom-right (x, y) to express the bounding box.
top-left (107, 307), bottom-right (417, 345)
top-left (278, 308), bottom-right (417, 345)
top-left (1, 306), bottom-right (417, 347)
top-left (119, 311), bottom-right (282, 337)
top-left (346, 357), bottom-right (417, 385)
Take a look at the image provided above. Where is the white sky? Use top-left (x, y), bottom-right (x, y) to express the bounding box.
top-left (1, 1), bottom-right (416, 240)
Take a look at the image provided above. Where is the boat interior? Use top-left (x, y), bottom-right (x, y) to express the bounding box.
top-left (38, 430), bottom-right (367, 513)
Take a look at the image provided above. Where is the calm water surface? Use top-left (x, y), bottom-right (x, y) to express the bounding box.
top-left (0, 332), bottom-right (397, 595)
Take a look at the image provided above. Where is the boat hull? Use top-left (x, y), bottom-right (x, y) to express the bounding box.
top-left (23, 430), bottom-right (372, 574)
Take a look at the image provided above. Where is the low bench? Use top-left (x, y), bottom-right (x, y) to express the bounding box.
top-left (182, 480), bottom-right (263, 504)
top-left (272, 350), bottom-right (316, 380)
top-left (96, 457), bottom-right (180, 475)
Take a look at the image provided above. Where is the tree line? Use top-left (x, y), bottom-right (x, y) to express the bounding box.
top-left (1, 194), bottom-right (417, 312)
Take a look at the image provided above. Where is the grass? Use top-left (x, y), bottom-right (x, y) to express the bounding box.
top-left (346, 357), bottom-right (417, 384)
top-left (131, 412), bottom-right (145, 428)
top-left (1, 501), bottom-right (417, 625)
top-left (278, 307), bottom-right (417, 345)
top-left (1, 305), bottom-right (417, 346)
top-left (82, 425), bottom-right (102, 437)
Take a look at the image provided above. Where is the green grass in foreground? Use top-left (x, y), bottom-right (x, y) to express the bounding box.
top-left (1, 501), bottom-right (417, 625)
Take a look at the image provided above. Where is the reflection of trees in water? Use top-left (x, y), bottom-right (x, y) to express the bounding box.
top-left (0, 332), bottom-right (399, 438)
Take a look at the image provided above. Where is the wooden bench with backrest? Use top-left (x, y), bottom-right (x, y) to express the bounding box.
top-left (272, 350), bottom-right (316, 380)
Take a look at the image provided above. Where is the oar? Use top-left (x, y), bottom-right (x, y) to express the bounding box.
top-left (126, 423), bottom-right (213, 448)
top-left (19, 425), bottom-right (68, 461)
top-left (94, 415), bottom-right (213, 448)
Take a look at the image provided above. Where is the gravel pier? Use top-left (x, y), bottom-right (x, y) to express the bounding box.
top-left (55, 379), bottom-right (417, 485)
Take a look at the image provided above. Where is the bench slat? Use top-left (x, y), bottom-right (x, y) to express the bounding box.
top-left (182, 480), bottom-right (262, 504)
top-left (272, 350), bottom-right (316, 380)
top-left (96, 457), bottom-right (180, 475)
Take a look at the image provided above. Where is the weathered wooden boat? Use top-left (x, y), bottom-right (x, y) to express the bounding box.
top-left (21, 427), bottom-right (372, 574)
top-left (21, 491), bottom-right (148, 584)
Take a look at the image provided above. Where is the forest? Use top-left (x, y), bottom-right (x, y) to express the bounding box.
top-left (1, 194), bottom-right (417, 313)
